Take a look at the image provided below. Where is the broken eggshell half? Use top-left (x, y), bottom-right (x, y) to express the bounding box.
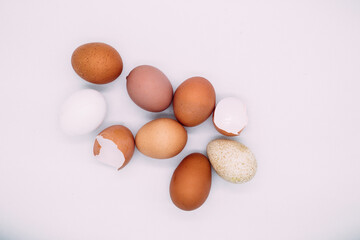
top-left (93, 125), bottom-right (135, 170)
top-left (212, 97), bottom-right (248, 136)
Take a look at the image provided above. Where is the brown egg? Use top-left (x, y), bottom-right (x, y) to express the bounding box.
top-left (173, 77), bottom-right (216, 127)
top-left (93, 125), bottom-right (135, 170)
top-left (126, 65), bottom-right (173, 112)
top-left (71, 42), bottom-right (123, 84)
top-left (135, 118), bottom-right (187, 159)
top-left (170, 153), bottom-right (212, 211)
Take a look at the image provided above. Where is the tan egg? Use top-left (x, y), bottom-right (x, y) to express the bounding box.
top-left (135, 118), bottom-right (187, 159)
top-left (207, 139), bottom-right (257, 183)
top-left (71, 42), bottom-right (123, 84)
top-left (170, 153), bottom-right (212, 211)
top-left (93, 125), bottom-right (135, 170)
top-left (173, 77), bottom-right (216, 127)
top-left (126, 65), bottom-right (173, 112)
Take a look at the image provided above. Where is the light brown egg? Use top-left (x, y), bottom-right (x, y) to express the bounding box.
top-left (93, 125), bottom-right (135, 170)
top-left (135, 118), bottom-right (187, 159)
top-left (126, 65), bottom-right (173, 112)
top-left (173, 77), bottom-right (216, 127)
top-left (71, 42), bottom-right (123, 84)
top-left (170, 153), bottom-right (212, 211)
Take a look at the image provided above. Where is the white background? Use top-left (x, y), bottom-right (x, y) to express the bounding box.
top-left (1, 0), bottom-right (360, 239)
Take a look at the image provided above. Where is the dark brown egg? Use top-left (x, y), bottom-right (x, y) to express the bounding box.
top-left (170, 153), bottom-right (212, 211)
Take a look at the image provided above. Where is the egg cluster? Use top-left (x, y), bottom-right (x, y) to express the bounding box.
top-left (60, 42), bottom-right (257, 211)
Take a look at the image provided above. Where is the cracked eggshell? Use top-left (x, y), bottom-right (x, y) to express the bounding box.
top-left (71, 42), bottom-right (123, 84)
top-left (212, 97), bottom-right (248, 136)
top-left (206, 139), bottom-right (257, 184)
top-left (135, 118), bottom-right (187, 159)
top-left (59, 89), bottom-right (106, 135)
top-left (93, 125), bottom-right (135, 170)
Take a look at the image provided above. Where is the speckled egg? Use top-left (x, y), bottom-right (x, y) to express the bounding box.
top-left (71, 42), bottom-right (123, 84)
top-left (206, 139), bottom-right (257, 183)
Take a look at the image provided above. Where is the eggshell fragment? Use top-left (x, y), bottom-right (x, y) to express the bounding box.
top-left (93, 125), bottom-right (135, 170)
top-left (59, 89), bottom-right (106, 135)
top-left (207, 139), bottom-right (257, 183)
top-left (126, 65), bottom-right (173, 112)
top-left (213, 97), bottom-right (248, 136)
top-left (95, 136), bottom-right (125, 169)
top-left (71, 42), bottom-right (123, 84)
top-left (173, 77), bottom-right (216, 127)
top-left (170, 153), bottom-right (212, 211)
top-left (135, 118), bottom-right (187, 159)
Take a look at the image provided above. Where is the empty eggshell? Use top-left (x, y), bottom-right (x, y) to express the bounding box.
top-left (173, 77), bottom-right (216, 127)
top-left (207, 139), bottom-right (257, 183)
top-left (59, 89), bottom-right (106, 135)
top-left (170, 153), bottom-right (212, 211)
top-left (93, 125), bottom-right (135, 170)
top-left (135, 118), bottom-right (187, 159)
top-left (213, 97), bottom-right (248, 136)
top-left (126, 65), bottom-right (173, 112)
top-left (71, 42), bottom-right (123, 84)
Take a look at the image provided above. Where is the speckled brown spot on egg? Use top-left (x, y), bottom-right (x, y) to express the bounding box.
top-left (71, 42), bottom-right (123, 84)
top-left (207, 139), bottom-right (257, 183)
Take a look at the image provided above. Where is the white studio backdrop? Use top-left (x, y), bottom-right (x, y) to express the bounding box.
top-left (0, 0), bottom-right (360, 240)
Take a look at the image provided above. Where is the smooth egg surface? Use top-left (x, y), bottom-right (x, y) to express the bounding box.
top-left (135, 118), bottom-right (187, 159)
top-left (126, 65), bottom-right (173, 112)
top-left (60, 89), bottom-right (106, 135)
top-left (173, 77), bottom-right (216, 127)
top-left (170, 153), bottom-right (212, 211)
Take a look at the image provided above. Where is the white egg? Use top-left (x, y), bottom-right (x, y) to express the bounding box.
top-left (60, 89), bottom-right (106, 135)
top-left (213, 97), bottom-right (248, 136)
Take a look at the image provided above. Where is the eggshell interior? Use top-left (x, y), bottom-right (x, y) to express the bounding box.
top-left (93, 125), bottom-right (135, 170)
top-left (94, 135), bottom-right (125, 170)
top-left (213, 97), bottom-right (248, 136)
